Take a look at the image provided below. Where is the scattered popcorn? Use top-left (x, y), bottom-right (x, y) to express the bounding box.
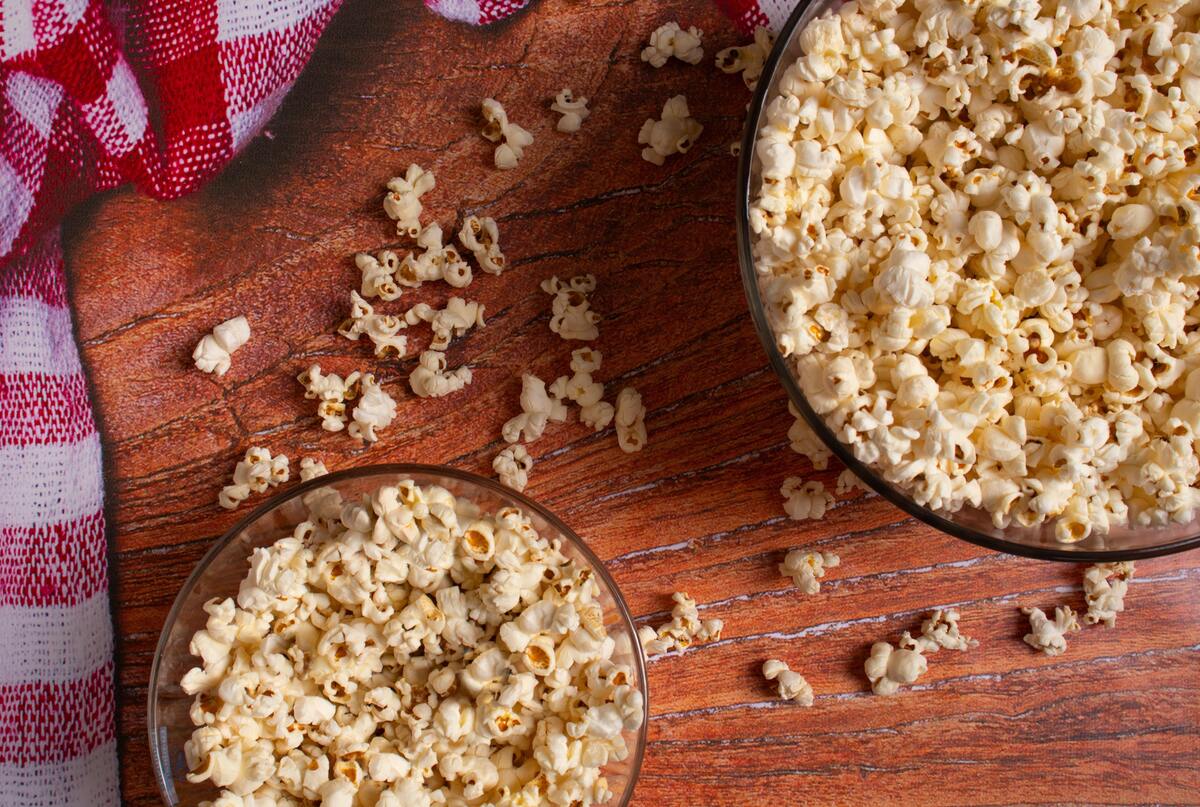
top-left (780, 477), bottom-right (833, 521)
top-left (408, 349), bottom-right (472, 398)
top-left (864, 639), bottom-right (927, 695)
top-left (182, 481), bottom-right (645, 806)
top-left (541, 274), bottom-right (601, 341)
top-left (908, 609), bottom-right (977, 653)
top-left (714, 26), bottom-right (772, 90)
top-left (779, 548), bottom-right (839, 595)
top-left (481, 98), bottom-right (533, 170)
top-left (787, 404), bottom-right (830, 470)
top-left (1023, 605), bottom-right (1081, 657)
top-left (552, 348), bottom-right (614, 432)
top-left (298, 457), bottom-right (328, 481)
top-left (457, 215), bottom-right (506, 274)
top-left (762, 659), bottom-right (813, 706)
top-left (638, 95), bottom-right (702, 165)
top-left (750, 0), bottom-right (1200, 540)
top-left (383, 163), bottom-right (434, 238)
top-left (614, 387), bottom-right (647, 453)
top-left (398, 223), bottom-right (473, 288)
top-left (217, 447), bottom-right (288, 510)
top-left (355, 250), bottom-right (402, 301)
top-left (493, 444), bottom-right (533, 492)
top-left (1083, 562), bottom-right (1135, 627)
top-left (297, 364), bottom-right (361, 432)
top-left (729, 141), bottom-right (741, 157)
top-left (640, 22), bottom-right (703, 68)
top-left (550, 88), bottom-right (590, 133)
top-left (338, 291), bottom-right (408, 359)
top-left (503, 373), bottom-right (570, 444)
top-left (405, 297), bottom-right (485, 351)
top-left (835, 468), bottom-right (871, 496)
top-left (349, 373), bottom-right (397, 443)
top-left (193, 316), bottom-right (250, 377)
top-left (638, 592), bottom-right (722, 657)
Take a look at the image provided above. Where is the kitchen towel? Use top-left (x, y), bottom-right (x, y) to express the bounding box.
top-left (0, 0), bottom-right (778, 803)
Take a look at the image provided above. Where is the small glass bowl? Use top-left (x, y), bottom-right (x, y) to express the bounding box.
top-left (148, 464), bottom-right (649, 805)
top-left (736, 0), bottom-right (1200, 561)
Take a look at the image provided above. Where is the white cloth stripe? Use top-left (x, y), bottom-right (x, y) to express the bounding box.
top-left (6, 72), bottom-right (63, 140)
top-left (426, 0), bottom-right (482, 23)
top-left (0, 156), bottom-right (34, 258)
top-left (0, 594), bottom-right (113, 685)
top-left (215, 0), bottom-right (335, 41)
top-left (0, 434), bottom-right (103, 529)
top-left (0, 0), bottom-right (36, 60)
top-left (0, 741), bottom-right (119, 807)
top-left (0, 295), bottom-right (81, 376)
top-left (758, 0), bottom-right (799, 31)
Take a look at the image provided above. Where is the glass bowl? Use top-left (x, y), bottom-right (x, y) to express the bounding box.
top-left (736, 0), bottom-right (1200, 561)
top-left (148, 464), bottom-right (649, 805)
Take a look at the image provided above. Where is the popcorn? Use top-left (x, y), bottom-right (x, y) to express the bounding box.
top-left (193, 316), bottom-right (250, 377)
top-left (640, 22), bottom-right (703, 68)
top-left (1083, 562), bottom-right (1134, 627)
top-left (457, 215), bottom-right (506, 275)
top-left (218, 447), bottom-right (288, 510)
top-left (762, 659), bottom-right (813, 706)
top-left (779, 548), bottom-right (839, 594)
top-left (298, 457), bottom-right (328, 481)
top-left (638, 592), bottom-right (723, 657)
top-left (750, 0), bottom-right (1200, 540)
top-left (864, 640), bottom-right (927, 695)
top-left (348, 373), bottom-right (397, 443)
top-left (835, 469), bottom-right (870, 495)
top-left (383, 164), bottom-right (434, 238)
top-left (541, 274), bottom-right (601, 341)
top-left (780, 478), bottom-right (833, 521)
top-left (614, 387), bottom-right (647, 453)
top-left (182, 481), bottom-right (643, 806)
top-left (355, 250), bottom-right (402, 301)
top-left (494, 444), bottom-right (533, 492)
top-left (715, 27), bottom-right (773, 90)
top-left (550, 89), bottom-right (590, 133)
top-left (399, 223), bottom-right (473, 288)
top-left (408, 350), bottom-right (472, 398)
top-left (338, 291), bottom-right (408, 359)
top-left (638, 95), bottom-right (702, 165)
top-left (481, 98), bottom-right (533, 170)
top-left (1022, 605), bottom-right (1081, 656)
top-left (297, 364), bottom-right (361, 432)
top-left (908, 609), bottom-right (977, 653)
top-left (405, 297), bottom-right (485, 351)
top-left (502, 374), bottom-right (570, 444)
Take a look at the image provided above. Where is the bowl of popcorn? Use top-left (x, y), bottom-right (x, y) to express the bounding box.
top-left (738, 0), bottom-right (1200, 559)
top-left (148, 465), bottom-right (648, 806)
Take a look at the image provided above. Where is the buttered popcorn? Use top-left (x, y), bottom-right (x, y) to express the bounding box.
top-left (218, 447), bottom-right (289, 510)
top-left (481, 98), bottom-right (534, 170)
top-left (750, 0), bottom-right (1200, 541)
top-left (638, 95), bottom-right (702, 166)
top-left (640, 22), bottom-right (704, 68)
top-left (193, 316), bottom-right (251, 377)
top-left (181, 481), bottom-right (645, 806)
top-left (637, 591), bottom-right (723, 657)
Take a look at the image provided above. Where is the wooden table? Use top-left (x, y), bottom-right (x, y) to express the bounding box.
top-left (63, 1), bottom-right (1200, 804)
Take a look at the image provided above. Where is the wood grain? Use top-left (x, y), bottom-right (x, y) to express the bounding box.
top-left (62, 0), bottom-right (1200, 804)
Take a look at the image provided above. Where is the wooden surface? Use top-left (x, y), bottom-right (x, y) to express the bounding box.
top-left (62, 1), bottom-right (1200, 804)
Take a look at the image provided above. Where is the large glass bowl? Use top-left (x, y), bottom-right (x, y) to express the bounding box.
top-left (736, 0), bottom-right (1200, 561)
top-left (148, 464), bottom-right (648, 805)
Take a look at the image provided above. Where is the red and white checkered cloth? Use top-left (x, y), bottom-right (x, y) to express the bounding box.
top-left (0, 0), bottom-right (778, 803)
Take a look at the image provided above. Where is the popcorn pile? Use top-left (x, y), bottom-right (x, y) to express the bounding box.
top-left (749, 0), bottom-right (1200, 542)
top-left (182, 481), bottom-right (644, 806)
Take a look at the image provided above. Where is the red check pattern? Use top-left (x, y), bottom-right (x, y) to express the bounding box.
top-left (0, 0), bottom-right (785, 802)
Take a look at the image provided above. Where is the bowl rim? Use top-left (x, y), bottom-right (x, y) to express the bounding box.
top-left (147, 462), bottom-right (649, 806)
top-left (734, 1), bottom-right (1200, 563)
